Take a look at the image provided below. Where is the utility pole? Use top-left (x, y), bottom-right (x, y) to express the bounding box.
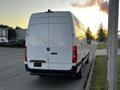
top-left (107, 0), bottom-right (119, 90)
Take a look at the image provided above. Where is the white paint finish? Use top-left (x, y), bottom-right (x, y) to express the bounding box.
top-left (29, 13), bottom-right (49, 25)
top-left (48, 23), bottom-right (72, 69)
top-left (27, 24), bottom-right (49, 69)
top-left (49, 63), bottom-right (73, 70)
top-left (26, 11), bottom-right (89, 73)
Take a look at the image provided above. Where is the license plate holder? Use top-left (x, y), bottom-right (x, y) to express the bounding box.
top-left (34, 62), bottom-right (42, 67)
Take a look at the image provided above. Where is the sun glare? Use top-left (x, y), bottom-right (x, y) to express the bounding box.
top-left (70, 4), bottom-right (108, 35)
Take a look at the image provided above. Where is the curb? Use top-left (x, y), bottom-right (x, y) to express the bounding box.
top-left (84, 45), bottom-right (97, 90)
top-left (84, 56), bottom-right (96, 90)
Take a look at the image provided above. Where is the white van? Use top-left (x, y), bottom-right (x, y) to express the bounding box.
top-left (25, 10), bottom-right (89, 78)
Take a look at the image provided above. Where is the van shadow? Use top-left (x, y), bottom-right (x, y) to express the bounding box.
top-left (31, 76), bottom-right (80, 89)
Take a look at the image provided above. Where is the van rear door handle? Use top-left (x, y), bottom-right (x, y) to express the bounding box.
top-left (50, 52), bottom-right (58, 55)
top-left (46, 47), bottom-right (50, 51)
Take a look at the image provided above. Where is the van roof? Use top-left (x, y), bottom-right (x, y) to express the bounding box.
top-left (28, 11), bottom-right (73, 26)
top-left (31, 11), bottom-right (72, 18)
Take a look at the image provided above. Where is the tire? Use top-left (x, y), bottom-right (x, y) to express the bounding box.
top-left (85, 53), bottom-right (89, 64)
top-left (39, 75), bottom-right (47, 77)
top-left (74, 65), bottom-right (83, 79)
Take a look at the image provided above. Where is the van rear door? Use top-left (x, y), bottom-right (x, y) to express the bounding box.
top-left (48, 23), bottom-right (73, 70)
top-left (27, 23), bottom-right (49, 69)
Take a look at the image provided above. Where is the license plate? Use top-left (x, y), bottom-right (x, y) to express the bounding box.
top-left (34, 62), bottom-right (42, 67)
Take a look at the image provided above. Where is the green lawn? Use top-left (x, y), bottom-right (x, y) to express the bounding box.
top-left (97, 43), bottom-right (106, 49)
top-left (90, 56), bottom-right (107, 90)
top-left (118, 44), bottom-right (120, 48)
top-left (118, 56), bottom-right (120, 89)
top-left (90, 56), bottom-right (120, 90)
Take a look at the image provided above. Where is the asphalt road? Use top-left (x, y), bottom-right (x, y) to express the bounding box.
top-left (0, 44), bottom-right (97, 90)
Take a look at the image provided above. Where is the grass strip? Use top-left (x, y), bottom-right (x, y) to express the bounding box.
top-left (90, 56), bottom-right (120, 90)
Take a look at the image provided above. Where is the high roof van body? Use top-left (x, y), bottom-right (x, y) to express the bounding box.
top-left (25, 10), bottom-right (89, 78)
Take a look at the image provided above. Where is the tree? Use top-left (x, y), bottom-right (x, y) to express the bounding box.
top-left (0, 24), bottom-right (9, 29)
top-left (15, 26), bottom-right (23, 30)
top-left (86, 27), bottom-right (93, 44)
top-left (97, 24), bottom-right (107, 42)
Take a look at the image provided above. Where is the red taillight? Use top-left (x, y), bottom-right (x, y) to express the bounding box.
top-left (25, 46), bottom-right (27, 62)
top-left (72, 46), bottom-right (77, 63)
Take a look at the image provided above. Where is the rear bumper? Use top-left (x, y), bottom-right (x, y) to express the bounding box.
top-left (25, 64), bottom-right (77, 76)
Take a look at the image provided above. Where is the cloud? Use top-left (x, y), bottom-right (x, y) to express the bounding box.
top-left (71, 0), bottom-right (109, 13)
top-left (99, 1), bottom-right (109, 13)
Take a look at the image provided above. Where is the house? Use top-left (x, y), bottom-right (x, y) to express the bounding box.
top-left (0, 28), bottom-right (8, 43)
top-left (15, 29), bottom-right (26, 40)
top-left (8, 29), bottom-right (26, 41)
top-left (0, 27), bottom-right (27, 43)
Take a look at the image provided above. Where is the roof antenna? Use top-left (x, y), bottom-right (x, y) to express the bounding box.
top-left (46, 9), bottom-right (53, 13)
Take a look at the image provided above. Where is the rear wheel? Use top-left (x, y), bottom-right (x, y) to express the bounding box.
top-left (39, 75), bottom-right (45, 77)
top-left (85, 53), bottom-right (89, 64)
top-left (39, 75), bottom-right (47, 78)
top-left (74, 65), bottom-right (83, 79)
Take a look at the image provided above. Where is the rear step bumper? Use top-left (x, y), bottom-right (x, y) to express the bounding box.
top-left (25, 64), bottom-right (77, 76)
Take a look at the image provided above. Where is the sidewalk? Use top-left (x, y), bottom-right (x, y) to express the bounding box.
top-left (95, 49), bottom-right (120, 56)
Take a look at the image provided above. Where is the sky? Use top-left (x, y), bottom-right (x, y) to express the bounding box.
top-left (0, 0), bottom-right (119, 35)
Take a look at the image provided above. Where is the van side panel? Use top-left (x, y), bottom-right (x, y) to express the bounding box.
top-left (72, 14), bottom-right (89, 64)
